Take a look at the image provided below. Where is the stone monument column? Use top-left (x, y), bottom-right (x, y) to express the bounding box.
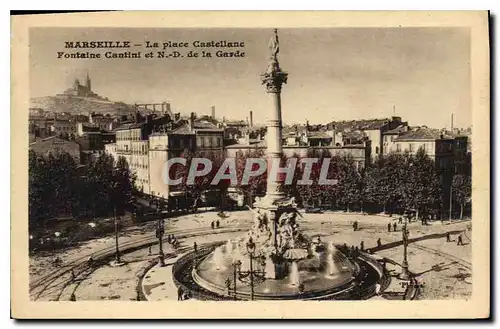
top-left (261, 29), bottom-right (288, 201)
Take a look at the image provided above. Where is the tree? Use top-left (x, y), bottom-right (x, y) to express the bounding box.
top-left (29, 150), bottom-right (80, 227)
top-left (112, 156), bottom-right (136, 215)
top-left (235, 149), bottom-right (267, 205)
top-left (336, 155), bottom-right (362, 212)
top-left (402, 148), bottom-right (442, 222)
top-left (364, 153), bottom-right (406, 215)
top-left (294, 149), bottom-right (335, 208)
top-left (29, 150), bottom-right (51, 226)
top-left (83, 153), bottom-right (115, 218)
top-left (452, 174), bottom-right (472, 219)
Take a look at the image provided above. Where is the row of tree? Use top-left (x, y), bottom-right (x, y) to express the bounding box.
top-left (29, 147), bottom-right (472, 227)
top-left (169, 148), bottom-right (471, 220)
top-left (29, 150), bottom-right (135, 228)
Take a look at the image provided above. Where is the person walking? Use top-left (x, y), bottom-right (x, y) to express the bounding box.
top-left (177, 286), bottom-right (184, 301)
top-left (457, 234), bottom-right (464, 246)
top-left (393, 222), bottom-right (397, 232)
top-left (360, 240), bottom-right (364, 251)
top-left (375, 282), bottom-right (382, 295)
top-left (216, 219), bottom-right (220, 229)
top-left (87, 255), bottom-right (94, 268)
top-left (377, 238), bottom-right (382, 248)
top-left (193, 241), bottom-right (198, 252)
top-left (211, 221), bottom-right (215, 230)
top-left (387, 223), bottom-right (391, 232)
top-left (398, 217), bottom-right (403, 224)
top-left (70, 269), bottom-right (75, 281)
top-left (148, 245), bottom-right (152, 255)
top-left (446, 232), bottom-right (451, 243)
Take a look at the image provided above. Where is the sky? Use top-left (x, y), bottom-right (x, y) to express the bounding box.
top-left (29, 27), bottom-right (471, 128)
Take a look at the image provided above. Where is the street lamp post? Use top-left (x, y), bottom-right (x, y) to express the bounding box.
top-left (234, 237), bottom-right (266, 301)
top-left (248, 240), bottom-right (255, 300)
top-left (233, 260), bottom-right (241, 300)
top-left (114, 206), bottom-right (121, 263)
top-left (449, 183), bottom-right (453, 222)
top-left (399, 214), bottom-right (410, 280)
top-left (156, 204), bottom-right (165, 267)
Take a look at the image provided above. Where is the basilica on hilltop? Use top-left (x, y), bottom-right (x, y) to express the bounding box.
top-left (57, 72), bottom-right (107, 100)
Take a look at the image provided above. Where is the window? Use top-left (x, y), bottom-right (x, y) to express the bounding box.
top-left (375, 146), bottom-right (379, 154)
top-left (396, 144), bottom-right (401, 152)
top-left (409, 143), bottom-right (414, 152)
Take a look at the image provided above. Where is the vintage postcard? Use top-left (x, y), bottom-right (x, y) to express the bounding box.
top-left (11, 11), bottom-right (490, 319)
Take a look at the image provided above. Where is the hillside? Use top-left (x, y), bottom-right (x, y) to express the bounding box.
top-left (30, 95), bottom-right (136, 116)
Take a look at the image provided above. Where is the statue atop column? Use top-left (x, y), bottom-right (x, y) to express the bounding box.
top-left (268, 28), bottom-right (280, 61)
top-left (262, 29), bottom-right (288, 93)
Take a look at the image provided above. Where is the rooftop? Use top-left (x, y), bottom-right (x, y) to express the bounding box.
top-left (328, 118), bottom-right (393, 131)
top-left (394, 127), bottom-right (453, 141)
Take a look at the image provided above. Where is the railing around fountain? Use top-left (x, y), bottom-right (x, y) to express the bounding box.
top-left (171, 241), bottom-right (237, 301)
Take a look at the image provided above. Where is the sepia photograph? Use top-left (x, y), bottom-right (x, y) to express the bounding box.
top-left (11, 11), bottom-right (490, 319)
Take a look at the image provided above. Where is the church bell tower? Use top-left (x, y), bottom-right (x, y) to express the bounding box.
top-left (85, 71), bottom-right (91, 91)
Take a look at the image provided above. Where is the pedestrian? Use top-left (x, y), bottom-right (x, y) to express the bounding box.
top-left (387, 223), bottom-right (391, 232)
top-left (398, 217), bottom-right (403, 224)
top-left (70, 269), bottom-right (75, 281)
top-left (87, 255), bottom-right (93, 268)
top-left (375, 282), bottom-right (381, 295)
top-left (377, 238), bottom-right (382, 248)
top-left (70, 293), bottom-right (76, 301)
top-left (446, 232), bottom-right (451, 243)
top-left (354, 246), bottom-right (360, 258)
top-left (457, 234), bottom-right (464, 246)
top-left (393, 222), bottom-right (397, 232)
top-left (216, 219), bottom-right (220, 229)
top-left (211, 221), bottom-right (215, 229)
top-left (177, 286), bottom-right (183, 301)
top-left (193, 241), bottom-right (197, 252)
top-left (148, 245), bottom-right (152, 255)
top-left (360, 240), bottom-right (364, 251)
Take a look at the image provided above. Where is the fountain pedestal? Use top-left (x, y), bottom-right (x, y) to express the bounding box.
top-left (248, 195), bottom-right (306, 280)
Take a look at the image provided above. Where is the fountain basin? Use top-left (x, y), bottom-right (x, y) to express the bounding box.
top-left (170, 242), bottom-right (385, 300)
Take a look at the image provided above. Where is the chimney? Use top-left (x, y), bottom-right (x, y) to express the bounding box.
top-left (211, 106), bottom-right (215, 119)
top-left (189, 112), bottom-right (196, 132)
top-left (249, 111), bottom-right (253, 127)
